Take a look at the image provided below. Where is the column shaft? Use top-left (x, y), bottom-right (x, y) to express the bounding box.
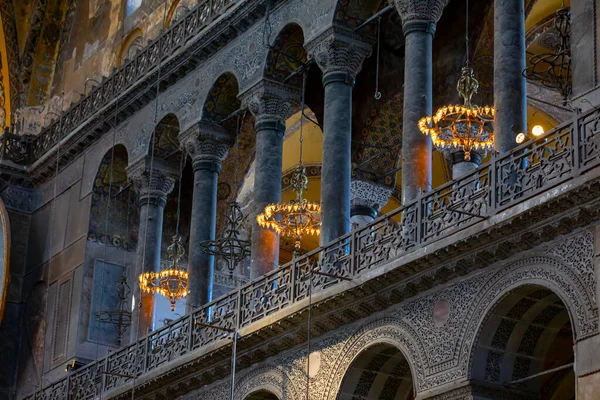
top-left (321, 73), bottom-right (354, 245)
top-left (251, 119), bottom-right (284, 278)
top-left (186, 161), bottom-right (220, 313)
top-left (494, 0), bottom-right (526, 153)
top-left (131, 200), bottom-right (165, 338)
top-left (402, 24), bottom-right (434, 203)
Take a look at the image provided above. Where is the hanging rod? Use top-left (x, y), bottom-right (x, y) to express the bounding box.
top-left (504, 362), bottom-right (574, 386)
top-left (354, 5), bottom-right (393, 31)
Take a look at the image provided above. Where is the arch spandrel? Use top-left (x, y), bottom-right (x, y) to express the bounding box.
top-left (234, 365), bottom-right (300, 400)
top-left (322, 318), bottom-right (425, 399)
top-left (461, 244), bottom-right (598, 382)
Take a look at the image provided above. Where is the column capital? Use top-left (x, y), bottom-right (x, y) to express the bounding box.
top-left (179, 121), bottom-right (232, 172)
top-left (351, 180), bottom-right (392, 215)
top-left (391, 0), bottom-right (449, 29)
top-left (240, 78), bottom-right (300, 126)
top-left (127, 156), bottom-right (177, 206)
top-left (305, 26), bottom-right (373, 84)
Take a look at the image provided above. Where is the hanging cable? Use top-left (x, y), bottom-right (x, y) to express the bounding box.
top-left (299, 72), bottom-right (306, 167)
top-left (130, 2), bottom-right (169, 399)
top-left (374, 17), bottom-right (382, 100)
top-left (175, 150), bottom-right (185, 237)
top-left (465, 0), bottom-right (469, 67)
top-left (36, 1), bottom-right (77, 393)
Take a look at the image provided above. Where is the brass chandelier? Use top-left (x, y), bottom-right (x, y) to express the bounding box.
top-left (200, 113), bottom-right (251, 274)
top-left (257, 73), bottom-right (321, 253)
top-left (257, 164), bottom-right (321, 252)
top-left (418, 0), bottom-right (494, 161)
top-left (139, 235), bottom-right (189, 311)
top-left (201, 201), bottom-right (251, 274)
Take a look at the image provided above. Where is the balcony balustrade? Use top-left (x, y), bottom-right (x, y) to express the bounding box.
top-left (22, 105), bottom-right (600, 400)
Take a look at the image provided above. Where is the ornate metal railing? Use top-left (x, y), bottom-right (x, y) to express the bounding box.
top-left (12, 0), bottom-right (240, 165)
top-left (22, 106), bottom-right (600, 399)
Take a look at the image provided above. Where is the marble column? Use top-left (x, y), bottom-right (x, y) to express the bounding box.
top-left (448, 151), bottom-right (482, 180)
top-left (306, 27), bottom-right (372, 245)
top-left (241, 80), bottom-right (299, 279)
top-left (391, 0), bottom-right (447, 203)
top-left (179, 122), bottom-right (231, 313)
top-left (493, 0), bottom-right (527, 153)
top-left (350, 180), bottom-right (392, 229)
top-left (127, 157), bottom-right (176, 340)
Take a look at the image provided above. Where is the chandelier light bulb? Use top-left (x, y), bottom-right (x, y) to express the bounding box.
top-left (532, 125), bottom-right (545, 136)
top-left (516, 132), bottom-right (527, 144)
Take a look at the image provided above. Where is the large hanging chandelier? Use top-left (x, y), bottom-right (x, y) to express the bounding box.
top-left (201, 201), bottom-right (251, 274)
top-left (257, 71), bottom-right (321, 254)
top-left (139, 235), bottom-right (189, 311)
top-left (257, 164), bottom-right (321, 253)
top-left (418, 0), bottom-right (494, 162)
top-left (419, 67), bottom-right (495, 161)
top-left (523, 4), bottom-right (571, 101)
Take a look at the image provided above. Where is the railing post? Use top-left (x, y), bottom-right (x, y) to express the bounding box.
top-left (416, 196), bottom-right (424, 246)
top-left (350, 230), bottom-right (357, 277)
top-left (490, 152), bottom-right (497, 213)
top-left (290, 259), bottom-right (297, 304)
top-left (572, 107), bottom-right (581, 175)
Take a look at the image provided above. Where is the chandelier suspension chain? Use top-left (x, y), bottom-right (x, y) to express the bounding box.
top-left (465, 0), bottom-right (469, 68)
top-left (132, 3), bottom-right (169, 399)
top-left (374, 16), bottom-right (382, 100)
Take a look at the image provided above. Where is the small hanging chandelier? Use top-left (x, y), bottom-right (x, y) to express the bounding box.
top-left (95, 273), bottom-right (132, 344)
top-left (200, 113), bottom-right (251, 274)
top-left (418, 0), bottom-right (494, 162)
top-left (523, 4), bottom-right (571, 101)
top-left (257, 164), bottom-right (321, 253)
top-left (201, 201), bottom-right (251, 274)
top-left (139, 235), bottom-right (189, 311)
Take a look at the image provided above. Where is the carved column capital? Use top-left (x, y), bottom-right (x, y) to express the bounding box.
top-left (127, 156), bottom-right (177, 206)
top-left (351, 180), bottom-right (392, 213)
top-left (240, 79), bottom-right (300, 126)
top-left (305, 26), bottom-right (373, 84)
top-left (179, 121), bottom-right (232, 172)
top-left (390, 0), bottom-right (450, 31)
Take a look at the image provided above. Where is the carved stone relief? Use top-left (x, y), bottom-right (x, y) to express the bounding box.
top-left (183, 230), bottom-right (597, 399)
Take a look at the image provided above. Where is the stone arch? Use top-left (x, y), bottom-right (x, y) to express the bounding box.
top-left (201, 72), bottom-right (241, 128)
top-left (264, 23), bottom-right (307, 86)
top-left (151, 113), bottom-right (181, 159)
top-left (469, 284), bottom-right (576, 398)
top-left (323, 318), bottom-right (426, 399)
top-left (118, 28), bottom-right (144, 66)
top-left (234, 365), bottom-right (300, 400)
top-left (332, 0), bottom-right (385, 29)
top-left (87, 144), bottom-right (136, 251)
top-left (461, 253), bottom-right (597, 383)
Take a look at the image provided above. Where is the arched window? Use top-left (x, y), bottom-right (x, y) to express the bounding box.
top-left (126, 0), bottom-right (142, 16)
